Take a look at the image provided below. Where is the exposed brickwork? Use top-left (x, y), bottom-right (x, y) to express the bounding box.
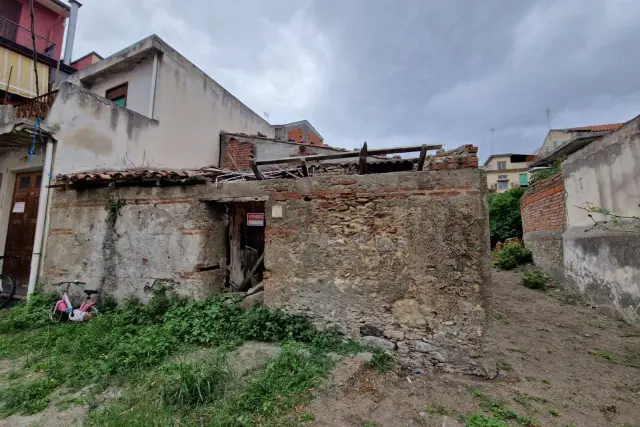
top-left (425, 145), bottom-right (479, 170)
top-left (521, 173), bottom-right (565, 281)
top-left (221, 137), bottom-right (255, 170)
top-left (521, 173), bottom-right (565, 233)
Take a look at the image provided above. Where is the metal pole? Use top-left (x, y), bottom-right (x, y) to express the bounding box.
top-left (27, 138), bottom-right (54, 296)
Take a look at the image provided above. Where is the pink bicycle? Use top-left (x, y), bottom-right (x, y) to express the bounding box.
top-left (51, 281), bottom-right (100, 322)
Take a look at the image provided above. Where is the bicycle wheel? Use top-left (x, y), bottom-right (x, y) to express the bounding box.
top-left (51, 301), bottom-right (66, 322)
top-left (0, 274), bottom-right (15, 308)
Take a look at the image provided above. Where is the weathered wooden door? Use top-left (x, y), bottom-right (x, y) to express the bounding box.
top-left (228, 202), bottom-right (265, 290)
top-left (4, 172), bottom-right (41, 292)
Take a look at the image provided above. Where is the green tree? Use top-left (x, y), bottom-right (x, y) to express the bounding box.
top-left (488, 188), bottom-right (525, 246)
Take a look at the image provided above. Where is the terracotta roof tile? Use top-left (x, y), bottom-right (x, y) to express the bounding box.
top-left (565, 123), bottom-right (625, 132)
top-left (55, 168), bottom-right (226, 184)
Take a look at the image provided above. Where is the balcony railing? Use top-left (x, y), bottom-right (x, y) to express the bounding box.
top-left (15, 90), bottom-right (58, 121)
top-left (0, 16), bottom-right (57, 58)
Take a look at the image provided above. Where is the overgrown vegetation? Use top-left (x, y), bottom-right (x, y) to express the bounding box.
top-left (521, 270), bottom-right (549, 290)
top-left (0, 287), bottom-right (371, 423)
top-left (467, 387), bottom-right (540, 427)
top-left (491, 242), bottom-right (533, 270)
top-left (104, 193), bottom-right (126, 224)
top-left (488, 188), bottom-right (525, 246)
top-left (529, 166), bottom-right (561, 185)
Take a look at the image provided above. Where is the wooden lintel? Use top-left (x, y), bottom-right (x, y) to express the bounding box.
top-left (255, 144), bottom-right (442, 166)
top-left (251, 161), bottom-right (265, 180)
top-left (358, 141), bottom-right (368, 174)
top-left (417, 144), bottom-right (428, 171)
top-left (300, 158), bottom-right (309, 177)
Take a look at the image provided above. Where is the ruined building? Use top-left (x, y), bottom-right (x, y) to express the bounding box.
top-left (0, 34), bottom-right (491, 372)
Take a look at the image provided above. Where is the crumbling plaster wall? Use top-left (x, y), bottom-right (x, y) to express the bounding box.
top-left (42, 184), bottom-right (227, 301)
top-left (211, 170), bottom-right (491, 373)
top-left (563, 115), bottom-right (640, 325)
top-left (41, 168), bottom-right (490, 372)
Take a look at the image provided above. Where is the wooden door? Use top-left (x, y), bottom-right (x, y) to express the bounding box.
top-left (4, 172), bottom-right (41, 290)
top-left (228, 202), bottom-right (265, 290)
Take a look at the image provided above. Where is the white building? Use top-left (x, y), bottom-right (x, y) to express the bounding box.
top-left (0, 35), bottom-right (275, 295)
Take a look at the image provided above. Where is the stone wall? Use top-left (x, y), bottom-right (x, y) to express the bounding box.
top-left (257, 170), bottom-right (490, 373)
top-left (563, 115), bottom-right (640, 325)
top-left (42, 185), bottom-right (226, 301)
top-left (520, 173), bottom-right (565, 280)
top-left (41, 167), bottom-right (491, 372)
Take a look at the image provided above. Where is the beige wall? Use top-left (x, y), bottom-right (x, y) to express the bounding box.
top-left (484, 156), bottom-right (530, 192)
top-left (486, 170), bottom-right (530, 192)
top-left (76, 56), bottom-right (154, 117)
top-left (538, 130), bottom-right (576, 157)
top-left (53, 36), bottom-right (275, 173)
top-left (484, 156), bottom-right (528, 171)
top-left (562, 115), bottom-right (640, 325)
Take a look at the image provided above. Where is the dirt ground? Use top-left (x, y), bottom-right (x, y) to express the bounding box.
top-left (310, 269), bottom-right (640, 427)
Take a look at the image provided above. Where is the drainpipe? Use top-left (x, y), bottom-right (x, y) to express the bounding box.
top-left (63, 0), bottom-right (82, 66)
top-left (27, 137), bottom-right (54, 297)
top-left (147, 52), bottom-right (158, 118)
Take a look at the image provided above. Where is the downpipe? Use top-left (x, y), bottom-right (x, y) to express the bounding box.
top-left (27, 138), bottom-right (54, 297)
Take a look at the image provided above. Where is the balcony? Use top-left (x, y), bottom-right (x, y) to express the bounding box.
top-left (0, 16), bottom-right (56, 58)
top-left (15, 90), bottom-right (58, 121)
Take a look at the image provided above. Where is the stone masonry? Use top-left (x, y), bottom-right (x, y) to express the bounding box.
top-left (257, 170), bottom-right (490, 374)
top-left (42, 167), bottom-right (490, 373)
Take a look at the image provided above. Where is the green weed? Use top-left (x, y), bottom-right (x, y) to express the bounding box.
top-left (491, 244), bottom-right (532, 270)
top-left (521, 270), bottom-right (549, 290)
top-left (0, 377), bottom-right (58, 416)
top-left (466, 414), bottom-right (507, 427)
top-left (362, 422), bottom-right (378, 427)
top-left (0, 287), bottom-right (362, 419)
top-left (153, 354), bottom-right (231, 407)
top-left (549, 408), bottom-right (560, 417)
top-left (467, 387), bottom-right (539, 427)
top-left (366, 349), bottom-right (394, 373)
top-left (590, 350), bottom-right (615, 362)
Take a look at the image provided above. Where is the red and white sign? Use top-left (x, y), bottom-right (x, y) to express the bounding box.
top-left (247, 213), bottom-right (265, 226)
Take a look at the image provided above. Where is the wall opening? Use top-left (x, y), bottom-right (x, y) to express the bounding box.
top-left (226, 201), bottom-right (265, 291)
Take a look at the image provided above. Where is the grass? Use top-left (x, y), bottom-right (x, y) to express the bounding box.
top-left (467, 387), bottom-right (540, 427)
top-left (0, 287), bottom-right (375, 424)
top-left (590, 350), bottom-right (615, 362)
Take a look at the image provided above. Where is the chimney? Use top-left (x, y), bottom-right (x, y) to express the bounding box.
top-left (63, 0), bottom-right (82, 65)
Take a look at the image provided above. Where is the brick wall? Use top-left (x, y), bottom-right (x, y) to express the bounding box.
top-left (221, 137), bottom-right (255, 170)
top-left (521, 173), bottom-right (565, 233)
top-left (520, 173), bottom-right (565, 279)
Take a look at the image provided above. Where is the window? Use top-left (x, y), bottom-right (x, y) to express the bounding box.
top-left (519, 173), bottom-right (529, 186)
top-left (105, 83), bottom-right (128, 107)
top-left (497, 161), bottom-right (507, 170)
top-left (497, 181), bottom-right (508, 190)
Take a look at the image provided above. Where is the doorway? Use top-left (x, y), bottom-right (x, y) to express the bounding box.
top-left (227, 202), bottom-right (265, 291)
top-left (4, 171), bottom-right (42, 295)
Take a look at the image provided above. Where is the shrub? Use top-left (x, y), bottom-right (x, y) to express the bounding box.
top-left (530, 166), bottom-right (560, 185)
top-left (488, 188), bottom-right (525, 246)
top-left (491, 244), bottom-right (532, 270)
top-left (521, 270), bottom-right (549, 290)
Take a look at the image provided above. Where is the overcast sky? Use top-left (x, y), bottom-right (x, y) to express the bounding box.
top-left (72, 0), bottom-right (640, 160)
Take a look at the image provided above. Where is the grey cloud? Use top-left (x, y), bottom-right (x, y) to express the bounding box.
top-left (73, 0), bottom-right (640, 159)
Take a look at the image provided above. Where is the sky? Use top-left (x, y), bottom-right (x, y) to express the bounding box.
top-left (71, 0), bottom-right (640, 161)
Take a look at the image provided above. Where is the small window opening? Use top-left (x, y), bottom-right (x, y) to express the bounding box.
top-left (105, 82), bottom-right (128, 107)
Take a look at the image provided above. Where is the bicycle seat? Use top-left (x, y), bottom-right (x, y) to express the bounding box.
top-left (83, 289), bottom-right (100, 295)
